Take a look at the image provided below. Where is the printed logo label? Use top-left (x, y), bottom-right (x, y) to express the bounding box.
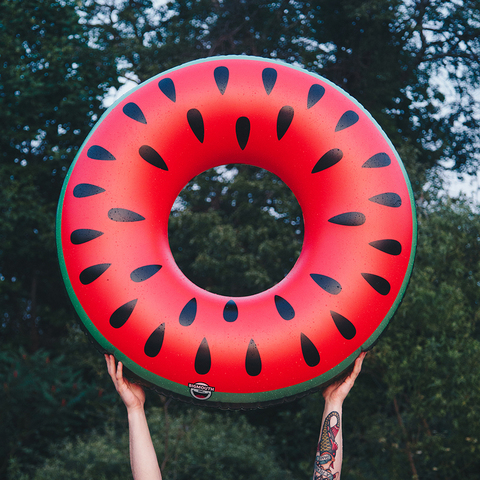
top-left (188, 382), bottom-right (215, 400)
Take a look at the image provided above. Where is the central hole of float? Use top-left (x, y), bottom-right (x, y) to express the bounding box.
top-left (168, 164), bottom-right (304, 296)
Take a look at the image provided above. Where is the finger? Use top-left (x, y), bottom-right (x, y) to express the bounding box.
top-left (105, 354), bottom-right (116, 380)
top-left (349, 351), bottom-right (366, 380)
top-left (356, 351), bottom-right (367, 369)
top-left (109, 358), bottom-right (122, 391)
top-left (341, 353), bottom-right (364, 387)
top-left (116, 360), bottom-right (124, 383)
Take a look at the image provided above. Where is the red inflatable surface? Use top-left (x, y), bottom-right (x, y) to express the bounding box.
top-left (57, 56), bottom-right (416, 407)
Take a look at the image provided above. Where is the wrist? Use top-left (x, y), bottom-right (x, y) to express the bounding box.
top-left (127, 404), bottom-right (146, 417)
top-left (323, 399), bottom-right (343, 412)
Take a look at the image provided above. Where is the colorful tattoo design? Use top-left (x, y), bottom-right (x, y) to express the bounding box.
top-left (313, 411), bottom-right (340, 480)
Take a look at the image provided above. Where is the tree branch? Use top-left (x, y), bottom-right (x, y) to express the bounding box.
top-left (393, 396), bottom-right (419, 480)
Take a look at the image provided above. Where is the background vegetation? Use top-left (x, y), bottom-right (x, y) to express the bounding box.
top-left (1, 0), bottom-right (479, 478)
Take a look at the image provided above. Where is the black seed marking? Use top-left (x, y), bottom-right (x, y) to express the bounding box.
top-left (87, 145), bottom-right (115, 161)
top-left (130, 264), bottom-right (162, 283)
top-left (310, 274), bottom-right (342, 294)
top-left (361, 273), bottom-right (391, 295)
top-left (369, 192), bottom-right (402, 208)
top-left (158, 78), bottom-right (176, 102)
top-left (246, 339), bottom-right (262, 376)
top-left (262, 67), bottom-right (277, 95)
top-left (110, 299), bottom-right (138, 328)
top-left (335, 110), bottom-right (359, 132)
top-left (362, 152), bottom-right (391, 168)
top-left (144, 323), bottom-right (165, 357)
top-left (79, 263), bottom-right (111, 285)
top-left (71, 229), bottom-right (104, 245)
top-left (328, 212), bottom-right (366, 226)
top-left (180, 298), bottom-right (197, 326)
top-left (369, 239), bottom-right (402, 256)
top-left (307, 84), bottom-right (325, 108)
top-left (312, 148), bottom-right (343, 173)
top-left (214, 66), bottom-right (229, 94)
top-left (73, 183), bottom-right (106, 198)
top-left (277, 106), bottom-right (294, 140)
top-left (139, 145), bottom-right (168, 171)
top-left (187, 109), bottom-right (204, 143)
top-left (236, 117), bottom-right (250, 150)
top-left (275, 295), bottom-right (295, 320)
top-left (108, 208), bottom-right (145, 222)
top-left (123, 102), bottom-right (147, 124)
top-left (195, 337), bottom-right (211, 375)
top-left (331, 311), bottom-right (356, 340)
top-left (300, 333), bottom-right (320, 367)
top-left (223, 300), bottom-right (238, 322)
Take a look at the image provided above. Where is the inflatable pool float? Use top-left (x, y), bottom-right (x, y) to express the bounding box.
top-left (57, 56), bottom-right (416, 408)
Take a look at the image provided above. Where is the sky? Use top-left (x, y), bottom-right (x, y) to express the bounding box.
top-left (443, 169), bottom-right (479, 204)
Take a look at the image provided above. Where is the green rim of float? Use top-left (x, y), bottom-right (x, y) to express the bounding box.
top-left (56, 55), bottom-right (417, 407)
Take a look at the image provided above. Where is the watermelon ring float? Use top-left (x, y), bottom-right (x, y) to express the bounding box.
top-left (57, 56), bottom-right (416, 408)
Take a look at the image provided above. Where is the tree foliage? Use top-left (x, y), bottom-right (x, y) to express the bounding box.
top-left (0, 347), bottom-right (116, 477)
top-left (81, 0), bottom-right (480, 180)
top-left (1, 0), bottom-right (480, 479)
top-left (0, 0), bottom-right (118, 474)
top-left (169, 165), bottom-right (303, 295)
top-left (0, 0), bottom-right (119, 353)
top-left (344, 198), bottom-right (480, 479)
top-left (16, 407), bottom-right (293, 480)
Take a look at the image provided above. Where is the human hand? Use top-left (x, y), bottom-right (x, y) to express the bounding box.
top-left (105, 354), bottom-right (146, 412)
top-left (322, 351), bottom-right (366, 407)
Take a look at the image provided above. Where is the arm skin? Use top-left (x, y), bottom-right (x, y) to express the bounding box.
top-left (313, 352), bottom-right (366, 480)
top-left (105, 354), bottom-right (162, 480)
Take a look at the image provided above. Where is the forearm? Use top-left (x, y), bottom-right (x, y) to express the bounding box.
top-left (314, 401), bottom-right (343, 480)
top-left (313, 352), bottom-right (365, 479)
top-left (128, 407), bottom-right (162, 480)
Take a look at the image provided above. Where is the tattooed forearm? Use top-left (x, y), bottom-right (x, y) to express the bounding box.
top-left (313, 411), bottom-right (341, 480)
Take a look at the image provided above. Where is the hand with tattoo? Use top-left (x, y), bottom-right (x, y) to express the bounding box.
top-left (313, 352), bottom-right (366, 480)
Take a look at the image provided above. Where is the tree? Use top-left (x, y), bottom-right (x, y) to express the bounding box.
top-left (169, 165), bottom-right (303, 296)
top-left (0, 0), bottom-right (120, 476)
top-left (20, 406), bottom-right (293, 480)
top-left (0, 347), bottom-right (119, 478)
top-left (80, 0), bottom-right (480, 186)
top-left (3, 0), bottom-right (480, 478)
top-left (365, 198), bottom-right (480, 479)
top-left (0, 0), bottom-right (119, 352)
top-left (242, 197), bottom-right (480, 479)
